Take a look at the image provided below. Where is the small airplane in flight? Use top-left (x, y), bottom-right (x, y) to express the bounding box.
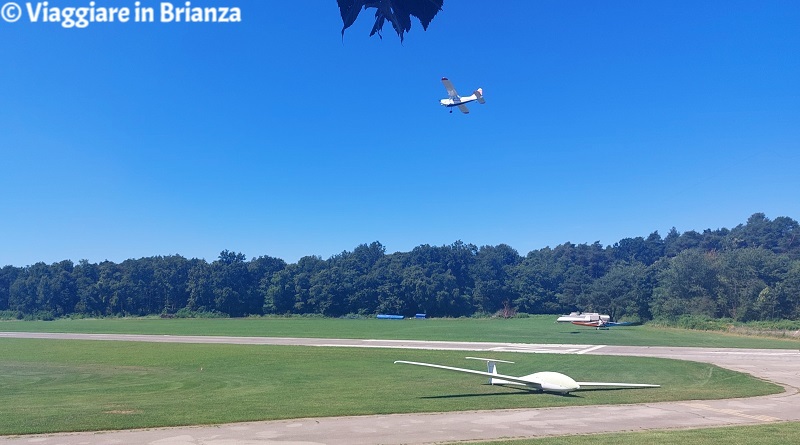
top-left (440, 77), bottom-right (485, 114)
top-left (395, 357), bottom-right (660, 394)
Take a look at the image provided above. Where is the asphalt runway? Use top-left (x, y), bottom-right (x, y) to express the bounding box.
top-left (1, 332), bottom-right (799, 445)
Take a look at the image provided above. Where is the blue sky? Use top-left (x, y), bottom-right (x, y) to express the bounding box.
top-left (1, 1), bottom-right (798, 267)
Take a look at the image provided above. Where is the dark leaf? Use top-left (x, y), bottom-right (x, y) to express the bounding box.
top-left (338, 0), bottom-right (444, 42)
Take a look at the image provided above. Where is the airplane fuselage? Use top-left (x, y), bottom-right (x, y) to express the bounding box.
top-left (556, 312), bottom-right (611, 323)
top-left (512, 372), bottom-right (581, 393)
top-left (440, 94), bottom-right (480, 108)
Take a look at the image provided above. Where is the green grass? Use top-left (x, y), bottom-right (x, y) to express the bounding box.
top-left (2, 316), bottom-right (799, 348)
top-left (0, 317), bottom-right (795, 440)
top-left (0, 338), bottom-right (782, 435)
top-left (467, 422), bottom-right (800, 445)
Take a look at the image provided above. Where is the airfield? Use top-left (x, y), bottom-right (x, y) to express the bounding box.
top-left (1, 332), bottom-right (799, 444)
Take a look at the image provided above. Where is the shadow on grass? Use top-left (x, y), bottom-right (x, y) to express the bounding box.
top-left (420, 385), bottom-right (583, 399)
top-left (574, 387), bottom-right (659, 393)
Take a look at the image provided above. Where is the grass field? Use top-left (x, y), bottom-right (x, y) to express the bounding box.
top-left (0, 316), bottom-right (796, 440)
top-left (0, 337), bottom-right (782, 435)
top-left (469, 422), bottom-right (800, 445)
top-left (2, 315), bottom-right (799, 348)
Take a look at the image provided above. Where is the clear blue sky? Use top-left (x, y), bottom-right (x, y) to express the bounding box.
top-left (1, 1), bottom-right (798, 267)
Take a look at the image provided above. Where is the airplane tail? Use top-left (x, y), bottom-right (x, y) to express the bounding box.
top-left (474, 88), bottom-right (486, 104)
top-left (466, 357), bottom-right (515, 385)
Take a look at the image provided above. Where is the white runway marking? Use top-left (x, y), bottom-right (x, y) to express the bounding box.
top-left (576, 344), bottom-right (606, 354)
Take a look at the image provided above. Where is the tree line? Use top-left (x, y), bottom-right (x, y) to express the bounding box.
top-left (1, 213), bottom-right (798, 321)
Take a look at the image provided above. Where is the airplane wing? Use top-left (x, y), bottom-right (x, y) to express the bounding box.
top-left (577, 381), bottom-right (660, 388)
top-left (394, 360), bottom-right (544, 388)
top-left (441, 77), bottom-right (459, 98)
top-left (457, 104), bottom-right (470, 114)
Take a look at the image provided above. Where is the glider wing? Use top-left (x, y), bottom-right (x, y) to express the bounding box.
top-left (394, 360), bottom-right (544, 388)
top-left (577, 381), bottom-right (660, 388)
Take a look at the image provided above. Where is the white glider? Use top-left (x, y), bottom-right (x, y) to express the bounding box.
top-left (394, 357), bottom-right (660, 394)
top-left (439, 77), bottom-right (485, 114)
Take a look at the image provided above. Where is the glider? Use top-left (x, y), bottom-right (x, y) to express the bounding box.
top-left (394, 357), bottom-right (660, 394)
top-left (440, 77), bottom-right (485, 114)
top-left (338, 0), bottom-right (444, 42)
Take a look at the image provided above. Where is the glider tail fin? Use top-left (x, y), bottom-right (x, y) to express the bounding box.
top-left (465, 357), bottom-right (514, 385)
top-left (474, 88), bottom-right (486, 104)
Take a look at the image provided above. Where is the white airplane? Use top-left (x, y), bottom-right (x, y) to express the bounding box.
top-left (555, 312), bottom-right (611, 323)
top-left (394, 357), bottom-right (660, 394)
top-left (440, 77), bottom-right (485, 114)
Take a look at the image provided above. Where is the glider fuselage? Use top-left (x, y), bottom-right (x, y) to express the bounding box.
top-left (513, 371), bottom-right (581, 393)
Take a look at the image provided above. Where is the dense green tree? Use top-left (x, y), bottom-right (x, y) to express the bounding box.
top-left (329, 242), bottom-right (385, 315)
top-left (186, 260), bottom-right (214, 312)
top-left (117, 258), bottom-right (160, 316)
top-left (42, 260), bottom-right (77, 316)
top-left (613, 234), bottom-right (664, 265)
top-left (211, 251), bottom-right (249, 316)
top-left (273, 255), bottom-right (326, 314)
top-left (651, 250), bottom-right (719, 318)
top-left (715, 248), bottom-right (790, 321)
top-left (544, 242), bottom-right (611, 310)
top-left (663, 227), bottom-right (682, 257)
top-left (96, 261), bottom-right (124, 315)
top-left (8, 262), bottom-right (50, 315)
top-left (1, 214), bottom-right (799, 321)
top-left (372, 253), bottom-right (409, 315)
top-left (771, 261), bottom-right (800, 319)
top-left (0, 265), bottom-right (20, 312)
top-left (264, 267), bottom-right (295, 314)
top-left (730, 213), bottom-right (800, 257)
top-left (6, 261), bottom-right (76, 317)
top-left (510, 248), bottom-right (567, 314)
top-left (471, 244), bottom-right (521, 314)
top-left (699, 227), bottom-right (730, 252)
top-left (582, 261), bottom-right (650, 321)
top-left (249, 255), bottom-right (287, 315)
top-left (73, 259), bottom-right (101, 315)
top-left (399, 242), bottom-right (478, 316)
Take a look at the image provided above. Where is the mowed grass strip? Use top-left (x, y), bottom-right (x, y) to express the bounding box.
top-left (2, 316), bottom-right (799, 348)
top-left (467, 422), bottom-right (800, 445)
top-left (0, 338), bottom-right (782, 435)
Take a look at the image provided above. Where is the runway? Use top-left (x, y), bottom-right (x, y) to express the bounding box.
top-left (1, 332), bottom-right (799, 445)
